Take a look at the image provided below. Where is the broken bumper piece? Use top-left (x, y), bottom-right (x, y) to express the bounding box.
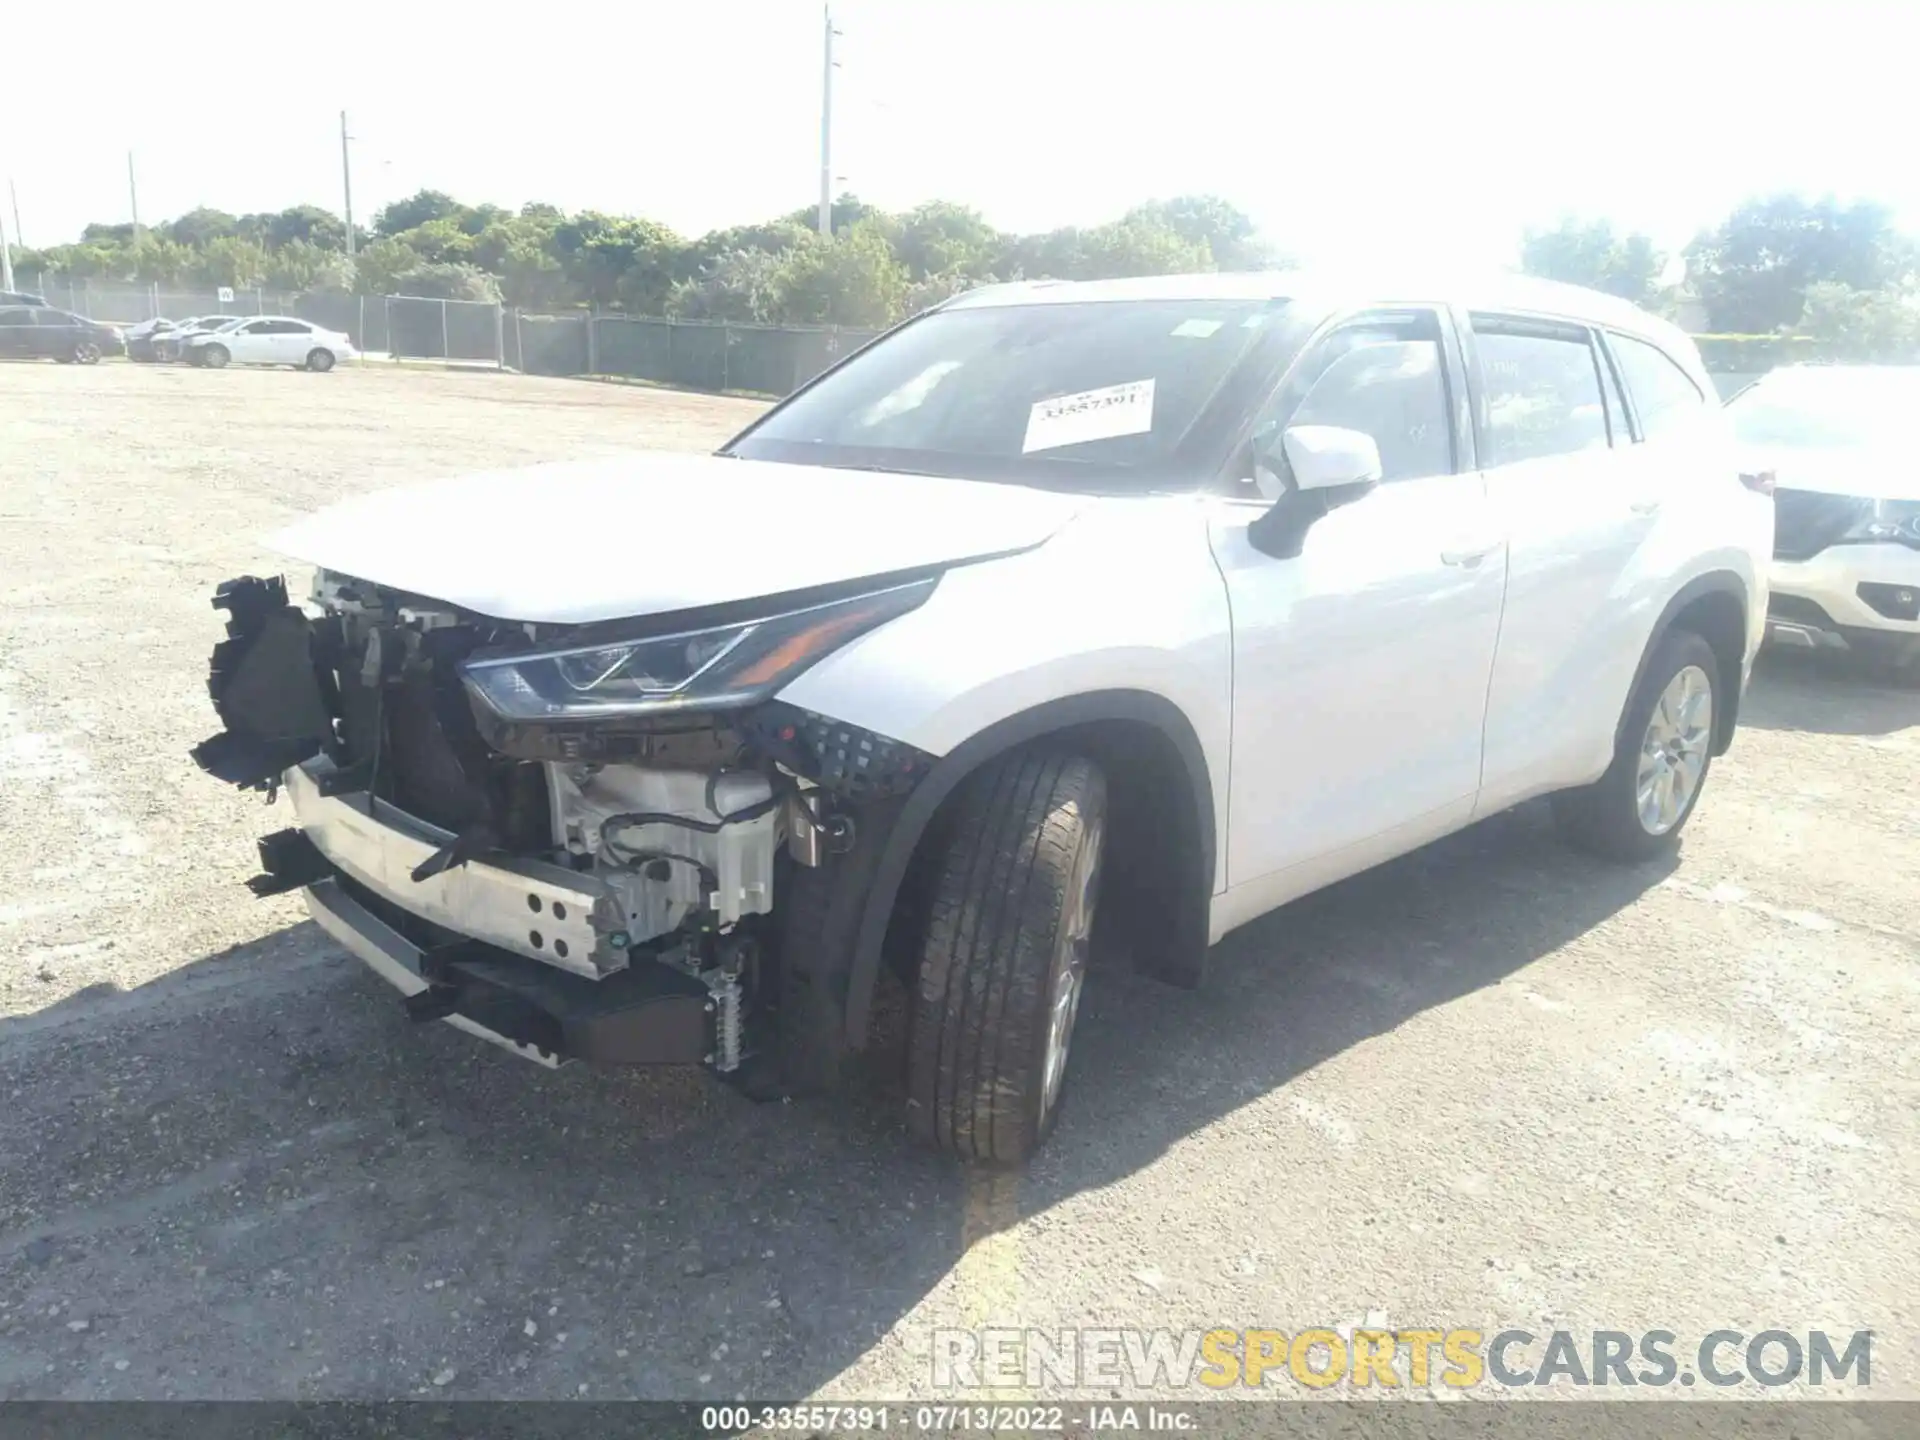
top-left (262, 757), bottom-right (714, 1070)
top-left (284, 756), bottom-right (628, 980)
top-left (305, 877), bottom-right (712, 1069)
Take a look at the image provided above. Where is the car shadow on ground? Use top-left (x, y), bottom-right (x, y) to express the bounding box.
top-left (1740, 649), bottom-right (1920, 737)
top-left (0, 800), bottom-right (1675, 1401)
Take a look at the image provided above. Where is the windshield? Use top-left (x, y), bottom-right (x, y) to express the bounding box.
top-left (1729, 368), bottom-right (1920, 451)
top-left (725, 298), bottom-right (1300, 491)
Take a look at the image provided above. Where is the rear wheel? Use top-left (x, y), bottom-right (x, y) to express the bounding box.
top-left (200, 345), bottom-right (229, 369)
top-left (905, 749), bottom-right (1106, 1164)
top-left (306, 348), bottom-right (336, 372)
top-left (1553, 630), bottom-right (1719, 861)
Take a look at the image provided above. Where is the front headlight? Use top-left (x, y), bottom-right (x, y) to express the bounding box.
top-left (1839, 499), bottom-right (1920, 545)
top-left (459, 578), bottom-right (936, 722)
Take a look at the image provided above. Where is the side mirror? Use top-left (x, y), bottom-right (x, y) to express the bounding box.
top-left (1247, 424), bottom-right (1383, 560)
top-left (1279, 424), bottom-right (1383, 494)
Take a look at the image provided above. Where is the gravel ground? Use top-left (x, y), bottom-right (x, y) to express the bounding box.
top-left (1, 360), bottom-right (1915, 1404)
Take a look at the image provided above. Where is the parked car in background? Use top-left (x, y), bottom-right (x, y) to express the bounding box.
top-left (193, 271), bottom-right (1771, 1162)
top-left (0, 306), bottom-right (124, 363)
top-left (125, 316), bottom-right (181, 362)
top-left (0, 289), bottom-right (50, 307)
top-left (1730, 364), bottom-right (1920, 668)
top-left (154, 316), bottom-right (247, 362)
top-left (183, 315), bottom-right (355, 371)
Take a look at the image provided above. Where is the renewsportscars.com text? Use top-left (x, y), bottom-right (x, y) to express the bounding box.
top-left (931, 1327), bottom-right (1873, 1391)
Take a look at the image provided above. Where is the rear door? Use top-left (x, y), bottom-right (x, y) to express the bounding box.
top-left (272, 320), bottom-right (318, 363)
top-left (1466, 313), bottom-right (1661, 811)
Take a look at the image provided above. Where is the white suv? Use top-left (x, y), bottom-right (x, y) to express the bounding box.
top-left (1728, 364), bottom-right (1920, 668)
top-left (194, 272), bottom-right (1773, 1162)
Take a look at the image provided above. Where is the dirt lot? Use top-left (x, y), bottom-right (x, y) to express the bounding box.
top-left (1, 360), bottom-right (1916, 1403)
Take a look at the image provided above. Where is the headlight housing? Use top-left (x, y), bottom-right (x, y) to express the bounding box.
top-left (459, 578), bottom-right (936, 722)
top-left (1838, 499), bottom-right (1920, 546)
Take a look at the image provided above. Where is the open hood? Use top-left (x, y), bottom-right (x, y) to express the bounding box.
top-left (268, 453), bottom-right (1083, 626)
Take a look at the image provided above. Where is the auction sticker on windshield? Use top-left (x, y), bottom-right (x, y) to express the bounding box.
top-left (1023, 379), bottom-right (1156, 453)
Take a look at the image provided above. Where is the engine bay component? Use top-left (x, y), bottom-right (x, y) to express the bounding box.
top-left (548, 764), bottom-right (779, 946)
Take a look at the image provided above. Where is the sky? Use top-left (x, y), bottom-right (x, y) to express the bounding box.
top-left (2, 0), bottom-right (1912, 272)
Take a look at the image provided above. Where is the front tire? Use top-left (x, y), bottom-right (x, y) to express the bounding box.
top-left (1553, 630), bottom-right (1719, 861)
top-left (200, 345), bottom-right (229, 369)
top-left (906, 750), bottom-right (1106, 1164)
top-left (306, 348), bottom-right (336, 372)
top-left (71, 341), bottom-right (102, 364)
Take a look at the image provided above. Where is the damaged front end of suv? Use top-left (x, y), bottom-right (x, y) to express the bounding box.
top-left (192, 567), bottom-right (937, 1084)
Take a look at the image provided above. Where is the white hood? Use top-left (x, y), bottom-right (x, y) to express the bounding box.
top-left (269, 453), bottom-right (1083, 625)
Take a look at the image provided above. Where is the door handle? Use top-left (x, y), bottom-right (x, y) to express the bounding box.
top-left (1440, 541), bottom-right (1500, 567)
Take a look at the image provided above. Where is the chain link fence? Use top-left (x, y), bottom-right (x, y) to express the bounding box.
top-left (15, 275), bottom-right (876, 396)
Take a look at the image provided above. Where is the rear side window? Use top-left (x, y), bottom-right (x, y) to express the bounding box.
top-left (0, 309), bottom-right (30, 326)
top-left (1471, 321), bottom-right (1610, 465)
top-left (1610, 333), bottom-right (1706, 439)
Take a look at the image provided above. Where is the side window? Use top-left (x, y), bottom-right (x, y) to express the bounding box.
top-left (1610, 333), bottom-right (1706, 439)
top-left (241, 321), bottom-right (272, 334)
top-left (1471, 321), bottom-right (1610, 465)
top-left (0, 309), bottom-right (29, 326)
top-left (1254, 312), bottom-right (1455, 485)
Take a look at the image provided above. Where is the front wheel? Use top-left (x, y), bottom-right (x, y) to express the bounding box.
top-left (71, 341), bottom-right (102, 364)
top-left (200, 345), bottom-right (230, 369)
top-left (306, 348), bottom-right (336, 372)
top-left (1553, 630), bottom-right (1719, 861)
top-left (905, 750), bottom-right (1107, 1164)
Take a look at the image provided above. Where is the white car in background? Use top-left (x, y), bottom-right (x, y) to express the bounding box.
top-left (1730, 364), bottom-right (1920, 669)
top-left (185, 316), bottom-right (356, 372)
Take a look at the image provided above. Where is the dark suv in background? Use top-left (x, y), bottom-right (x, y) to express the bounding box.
top-left (0, 307), bottom-right (126, 363)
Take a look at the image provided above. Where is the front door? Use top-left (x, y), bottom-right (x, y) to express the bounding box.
top-left (1209, 306), bottom-right (1506, 894)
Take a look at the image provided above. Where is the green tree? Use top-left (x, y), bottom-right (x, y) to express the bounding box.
top-left (373, 189), bottom-right (464, 238)
top-left (1686, 195), bottom-right (1917, 333)
top-left (244, 205), bottom-right (347, 252)
top-left (1126, 195), bottom-right (1276, 269)
top-left (399, 217), bottom-right (478, 266)
top-left (388, 262), bottom-right (501, 302)
top-left (548, 213), bottom-right (683, 310)
top-left (1073, 217), bottom-right (1213, 279)
top-left (187, 236), bottom-right (269, 289)
top-left (781, 191), bottom-right (884, 238)
top-left (1520, 218), bottom-right (1665, 304)
top-left (772, 223), bottom-right (910, 325)
top-left (668, 248), bottom-right (789, 323)
top-left (350, 236), bottom-right (418, 295)
top-left (264, 240), bottom-right (355, 293)
top-left (892, 201), bottom-right (1000, 280)
top-left (165, 207), bottom-right (239, 248)
top-left (1787, 282), bottom-right (1920, 359)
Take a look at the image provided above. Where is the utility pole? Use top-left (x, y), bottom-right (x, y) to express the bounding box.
top-left (340, 111), bottom-right (356, 257)
top-left (0, 210), bottom-right (14, 293)
top-left (7, 179), bottom-right (21, 250)
top-left (817, 5), bottom-right (837, 237)
top-left (128, 152), bottom-right (140, 232)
